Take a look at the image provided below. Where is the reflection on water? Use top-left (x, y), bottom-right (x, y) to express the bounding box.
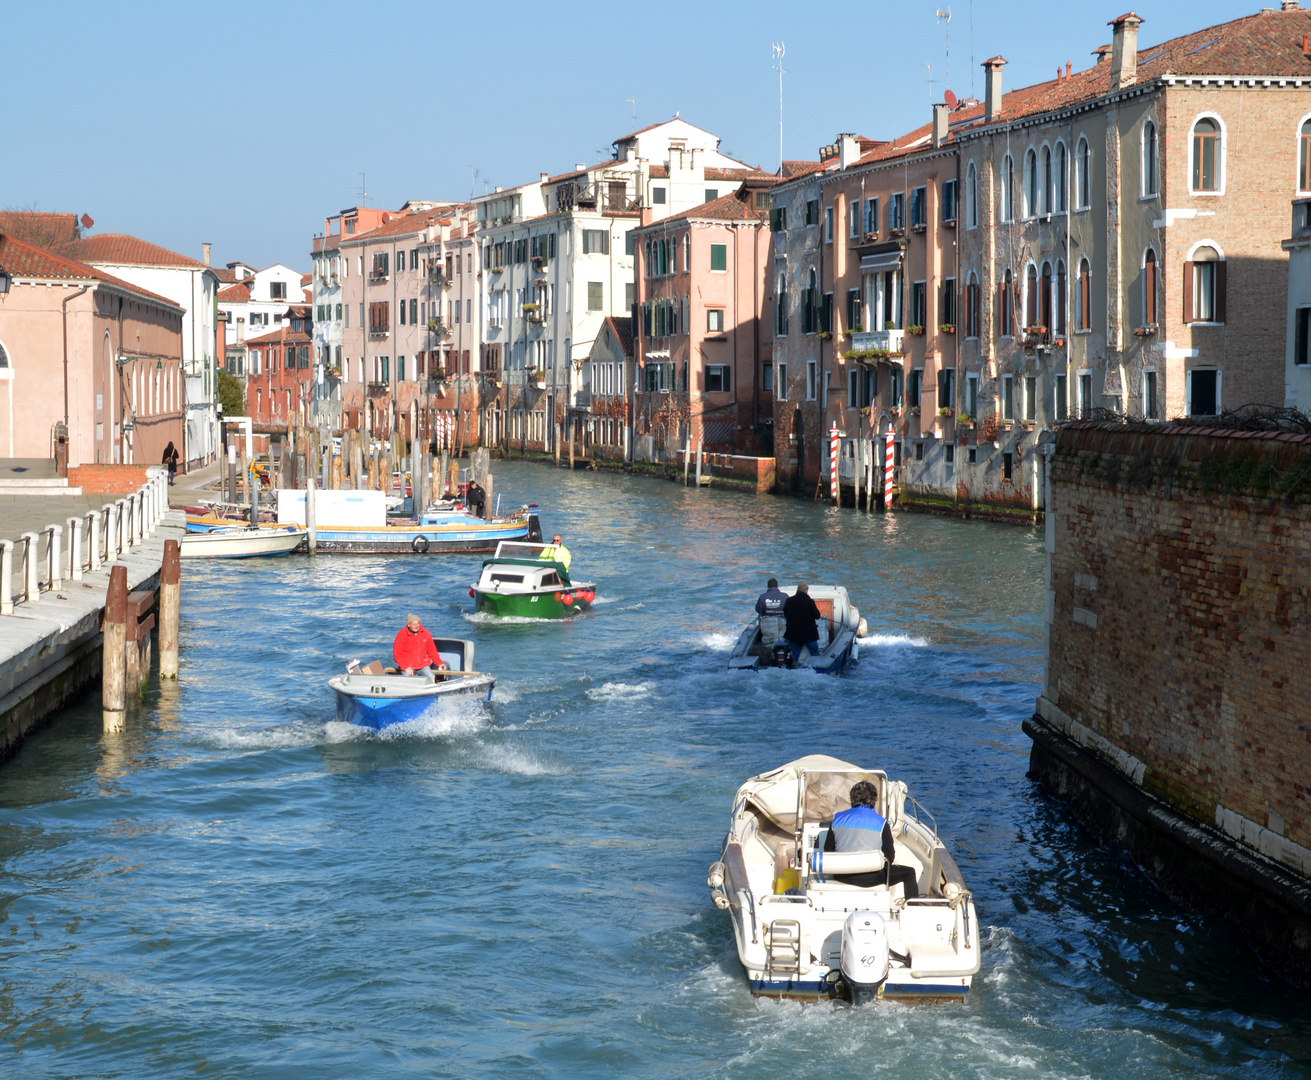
top-left (0, 460), bottom-right (1308, 1079)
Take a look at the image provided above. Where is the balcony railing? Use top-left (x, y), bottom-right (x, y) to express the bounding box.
top-left (428, 318), bottom-right (451, 339)
top-left (850, 329), bottom-right (904, 355)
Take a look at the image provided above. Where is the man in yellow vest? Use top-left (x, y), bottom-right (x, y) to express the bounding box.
top-left (538, 533), bottom-right (571, 572)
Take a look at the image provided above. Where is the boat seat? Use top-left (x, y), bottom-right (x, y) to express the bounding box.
top-left (809, 848), bottom-right (886, 874)
top-left (759, 615), bottom-right (783, 647)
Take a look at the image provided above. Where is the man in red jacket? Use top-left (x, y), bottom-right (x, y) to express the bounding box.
top-left (393, 614), bottom-right (446, 680)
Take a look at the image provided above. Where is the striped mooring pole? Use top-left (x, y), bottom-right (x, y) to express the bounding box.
top-left (829, 425), bottom-right (840, 503)
top-left (883, 425), bottom-right (895, 510)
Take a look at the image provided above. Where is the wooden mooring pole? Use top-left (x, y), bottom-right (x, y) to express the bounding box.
top-left (159, 539), bottom-right (180, 679)
top-left (306, 474), bottom-right (317, 556)
top-left (103, 564), bottom-right (127, 732)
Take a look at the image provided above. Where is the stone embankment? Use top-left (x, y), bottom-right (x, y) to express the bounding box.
top-left (1029, 420), bottom-right (1311, 985)
top-left (0, 467), bottom-right (181, 761)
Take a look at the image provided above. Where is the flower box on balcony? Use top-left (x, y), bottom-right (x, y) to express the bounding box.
top-left (817, 331), bottom-right (831, 340)
top-left (910, 406), bottom-right (921, 416)
top-left (939, 323), bottom-right (956, 334)
top-left (938, 406), bottom-right (953, 417)
top-left (907, 325), bottom-right (925, 336)
top-left (888, 227), bottom-right (905, 239)
top-left (957, 413), bottom-right (973, 426)
top-left (521, 302), bottom-right (539, 313)
top-left (911, 223), bottom-right (927, 234)
top-left (492, 267), bottom-right (503, 275)
top-left (1134, 323), bottom-right (1158, 337)
top-left (529, 314), bottom-right (546, 325)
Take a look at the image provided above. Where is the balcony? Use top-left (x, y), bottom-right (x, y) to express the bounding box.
top-left (429, 268), bottom-right (448, 286)
top-left (428, 318), bottom-right (451, 340)
top-left (849, 329), bottom-right (904, 357)
top-left (369, 270), bottom-right (388, 284)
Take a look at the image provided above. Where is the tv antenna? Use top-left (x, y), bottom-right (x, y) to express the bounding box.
top-left (772, 42), bottom-right (786, 172)
top-left (625, 98), bottom-right (637, 123)
top-left (468, 166), bottom-right (478, 203)
top-left (357, 172), bottom-right (369, 207)
top-left (925, 63), bottom-right (933, 105)
top-left (937, 8), bottom-right (951, 99)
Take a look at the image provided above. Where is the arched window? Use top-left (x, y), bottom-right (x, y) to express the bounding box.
top-left (1077, 258), bottom-right (1092, 331)
top-left (1143, 248), bottom-right (1158, 326)
top-left (966, 162), bottom-right (978, 228)
top-left (1055, 260), bottom-right (1068, 335)
top-left (1040, 261), bottom-right (1053, 330)
top-left (1000, 155), bottom-right (1014, 221)
top-left (1055, 142), bottom-right (1068, 213)
top-left (1185, 245), bottom-right (1225, 323)
top-left (1192, 117), bottom-right (1221, 192)
top-left (1024, 149), bottom-right (1039, 217)
top-left (999, 268), bottom-right (1014, 336)
top-left (1143, 120), bottom-right (1158, 196)
top-left (0, 341), bottom-right (10, 379)
top-left (775, 272), bottom-right (788, 335)
top-left (1042, 145), bottom-right (1053, 215)
top-left (1025, 263), bottom-right (1039, 327)
top-left (644, 241), bottom-right (651, 276)
top-left (1076, 138), bottom-right (1091, 209)
top-left (1299, 118), bottom-right (1311, 192)
top-left (966, 272), bottom-right (980, 338)
top-left (682, 233), bottom-right (690, 271)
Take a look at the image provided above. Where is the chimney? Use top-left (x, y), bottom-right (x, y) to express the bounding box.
top-left (1066, 61), bottom-right (1073, 78)
top-left (202, 242), bottom-right (211, 266)
top-left (1109, 12), bottom-right (1144, 91)
top-left (575, 163), bottom-right (586, 171)
top-left (540, 172), bottom-right (549, 183)
top-left (932, 104), bottom-right (949, 148)
top-left (837, 133), bottom-right (861, 168)
top-left (626, 147), bottom-right (637, 162)
top-left (983, 56), bottom-right (1006, 122)
top-left (1282, 2), bottom-right (1300, 10)
top-left (1093, 44), bottom-right (1112, 64)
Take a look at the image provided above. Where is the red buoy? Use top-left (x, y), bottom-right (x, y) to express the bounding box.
top-left (582, 590), bottom-right (595, 603)
top-left (561, 593), bottom-right (574, 605)
top-left (468, 588), bottom-right (475, 597)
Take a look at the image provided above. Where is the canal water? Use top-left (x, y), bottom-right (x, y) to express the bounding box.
top-left (2, 460), bottom-right (1308, 1078)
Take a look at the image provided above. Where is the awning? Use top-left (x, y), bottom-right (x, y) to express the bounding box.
top-left (859, 251), bottom-right (902, 273)
top-left (644, 350), bottom-right (671, 360)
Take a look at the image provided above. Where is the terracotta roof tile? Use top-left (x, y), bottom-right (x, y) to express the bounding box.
top-left (602, 315), bottom-right (634, 358)
top-left (243, 325), bottom-right (313, 346)
top-left (75, 233), bottom-right (208, 269)
top-left (217, 282), bottom-right (252, 303)
top-left (0, 232), bottom-right (184, 310)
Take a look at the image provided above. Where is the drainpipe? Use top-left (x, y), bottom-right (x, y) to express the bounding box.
top-left (752, 221), bottom-right (760, 437)
top-left (62, 284), bottom-right (90, 457)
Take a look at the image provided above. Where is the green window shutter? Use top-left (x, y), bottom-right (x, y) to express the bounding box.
top-left (710, 244), bottom-right (727, 271)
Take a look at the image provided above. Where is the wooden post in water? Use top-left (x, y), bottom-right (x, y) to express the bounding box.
top-left (352, 434), bottom-right (364, 491)
top-left (568, 418), bottom-right (575, 470)
top-left (103, 565), bottom-right (127, 732)
top-left (238, 442), bottom-right (248, 504)
top-left (683, 441), bottom-right (690, 486)
top-left (429, 455), bottom-right (440, 505)
top-left (484, 473), bottom-right (494, 519)
top-left (160, 540), bottom-right (180, 679)
top-left (448, 458), bottom-right (459, 495)
top-left (439, 451), bottom-right (449, 496)
top-left (695, 439), bottom-right (704, 487)
top-left (306, 474), bottom-right (317, 556)
top-left (554, 420), bottom-right (561, 466)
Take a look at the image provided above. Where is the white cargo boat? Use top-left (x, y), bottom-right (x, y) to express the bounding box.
top-left (708, 755), bottom-right (980, 1002)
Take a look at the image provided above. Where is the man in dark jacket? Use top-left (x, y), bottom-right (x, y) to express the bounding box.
top-left (755, 578), bottom-right (788, 646)
top-left (782, 583), bottom-right (822, 666)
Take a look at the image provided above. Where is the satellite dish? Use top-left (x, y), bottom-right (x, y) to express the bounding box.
top-left (945, 89), bottom-right (958, 109)
top-left (382, 213), bottom-right (391, 224)
top-left (80, 213), bottom-right (95, 228)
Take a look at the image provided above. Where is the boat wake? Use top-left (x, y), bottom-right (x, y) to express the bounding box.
top-left (697, 632), bottom-right (738, 652)
top-left (461, 610), bottom-right (584, 627)
top-left (858, 632), bottom-right (929, 648)
top-left (585, 680), bottom-right (657, 702)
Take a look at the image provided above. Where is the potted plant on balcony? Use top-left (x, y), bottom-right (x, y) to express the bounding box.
top-left (909, 405), bottom-right (921, 416)
top-left (1023, 325), bottom-right (1048, 346)
top-left (817, 330), bottom-right (831, 340)
top-left (528, 368), bottom-right (546, 388)
top-left (1134, 323), bottom-right (1158, 337)
top-left (939, 323), bottom-right (956, 334)
top-left (938, 406), bottom-right (953, 417)
top-left (521, 301), bottom-right (539, 313)
top-left (907, 325), bottom-right (925, 336)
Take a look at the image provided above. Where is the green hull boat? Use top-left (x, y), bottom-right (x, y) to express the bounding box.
top-left (470, 542), bottom-right (595, 620)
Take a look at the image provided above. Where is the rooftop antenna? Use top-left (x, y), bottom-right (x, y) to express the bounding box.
top-left (625, 98), bottom-right (637, 123)
top-left (468, 166), bottom-right (478, 202)
top-left (357, 172), bottom-right (369, 208)
top-left (772, 42), bottom-right (786, 172)
top-left (925, 63), bottom-right (934, 105)
top-left (937, 7), bottom-right (951, 98)
top-left (970, 0), bottom-right (976, 98)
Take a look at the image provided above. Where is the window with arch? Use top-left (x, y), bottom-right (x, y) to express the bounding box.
top-left (999, 155), bottom-right (1014, 222)
top-left (1023, 149), bottom-right (1039, 218)
top-left (966, 272), bottom-right (980, 338)
top-left (1025, 264), bottom-right (1039, 327)
top-left (0, 341), bottom-right (10, 379)
top-left (1042, 146), bottom-right (1053, 215)
top-left (1192, 117), bottom-right (1221, 192)
top-left (1299, 118), bottom-right (1311, 192)
top-left (1075, 138), bottom-right (1091, 209)
top-left (1143, 248), bottom-right (1158, 326)
top-left (1040, 261), bottom-right (1053, 331)
top-left (966, 162), bottom-right (978, 228)
top-left (1184, 245), bottom-right (1225, 323)
top-left (775, 272), bottom-right (788, 335)
top-left (1143, 120), bottom-right (1158, 197)
top-left (1055, 260), bottom-right (1067, 335)
top-left (1077, 258), bottom-right (1092, 331)
top-left (999, 268), bottom-right (1014, 336)
top-left (682, 233), bottom-right (690, 271)
top-left (1055, 142), bottom-right (1068, 213)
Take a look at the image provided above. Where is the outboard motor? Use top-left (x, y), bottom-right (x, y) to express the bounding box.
top-left (840, 911), bottom-right (889, 1004)
top-left (771, 642), bottom-right (792, 668)
top-left (526, 511), bottom-right (543, 543)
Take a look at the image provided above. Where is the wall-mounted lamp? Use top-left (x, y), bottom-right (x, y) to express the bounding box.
top-left (156, 359), bottom-right (164, 372)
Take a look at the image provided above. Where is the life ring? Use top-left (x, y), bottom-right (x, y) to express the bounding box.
top-left (412, 535), bottom-right (430, 553)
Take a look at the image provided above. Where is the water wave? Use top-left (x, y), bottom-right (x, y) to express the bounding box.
top-left (466, 743), bottom-right (565, 776)
top-left (698, 631), bottom-right (738, 651)
top-left (585, 680), bottom-right (657, 702)
top-left (858, 633), bottom-right (929, 648)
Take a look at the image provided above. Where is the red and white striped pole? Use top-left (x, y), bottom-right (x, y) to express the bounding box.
top-left (829, 425), bottom-right (840, 504)
top-left (883, 425), bottom-right (895, 510)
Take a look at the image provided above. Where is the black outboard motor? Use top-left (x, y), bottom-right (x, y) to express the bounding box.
top-left (771, 642), bottom-right (792, 668)
top-left (526, 511), bottom-right (543, 543)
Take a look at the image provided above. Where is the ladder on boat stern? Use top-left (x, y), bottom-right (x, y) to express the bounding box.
top-left (764, 919), bottom-right (802, 980)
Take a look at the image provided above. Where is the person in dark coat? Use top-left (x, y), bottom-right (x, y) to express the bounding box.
top-left (465, 480), bottom-right (486, 518)
top-left (755, 577), bottom-right (788, 646)
top-left (782, 583), bottom-right (822, 666)
top-left (823, 780), bottom-right (919, 895)
top-left (162, 441), bottom-right (180, 484)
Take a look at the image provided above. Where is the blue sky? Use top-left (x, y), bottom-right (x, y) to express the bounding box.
top-left (4, 0), bottom-right (1260, 271)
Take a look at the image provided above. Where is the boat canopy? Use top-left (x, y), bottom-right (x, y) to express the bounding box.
top-left (493, 541), bottom-right (550, 559)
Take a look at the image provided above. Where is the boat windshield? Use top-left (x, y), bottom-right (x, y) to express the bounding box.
top-left (494, 541), bottom-right (549, 560)
top-left (799, 769), bottom-right (889, 827)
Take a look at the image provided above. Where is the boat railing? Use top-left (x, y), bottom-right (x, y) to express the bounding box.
top-left (903, 796), bottom-right (938, 841)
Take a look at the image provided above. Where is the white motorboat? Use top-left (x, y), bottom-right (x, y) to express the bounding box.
top-left (727, 585), bottom-right (865, 673)
top-left (708, 755), bottom-right (980, 1002)
top-left (179, 525), bottom-right (307, 559)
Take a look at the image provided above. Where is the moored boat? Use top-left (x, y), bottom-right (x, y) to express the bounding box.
top-left (470, 542), bottom-right (595, 619)
top-left (179, 525), bottom-right (307, 558)
top-left (329, 638), bottom-right (495, 728)
top-left (708, 755), bottom-right (980, 1003)
top-left (727, 585), bottom-right (864, 673)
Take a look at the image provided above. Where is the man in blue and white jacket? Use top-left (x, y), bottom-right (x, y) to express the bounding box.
top-left (824, 780), bottom-right (919, 896)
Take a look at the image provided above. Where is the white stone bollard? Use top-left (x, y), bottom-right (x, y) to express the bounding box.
top-left (86, 510), bottom-right (100, 571)
top-left (69, 516), bottom-right (83, 581)
top-left (0, 539), bottom-right (13, 614)
top-left (48, 524), bottom-right (63, 591)
top-left (20, 532), bottom-right (39, 602)
top-left (108, 502), bottom-right (121, 561)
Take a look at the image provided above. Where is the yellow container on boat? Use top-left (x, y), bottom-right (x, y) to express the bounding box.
top-left (774, 868), bottom-right (799, 894)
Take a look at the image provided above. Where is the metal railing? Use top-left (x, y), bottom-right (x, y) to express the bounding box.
top-left (0, 469), bottom-right (169, 616)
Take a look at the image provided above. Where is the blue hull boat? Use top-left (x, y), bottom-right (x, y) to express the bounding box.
top-left (328, 638), bottom-right (494, 730)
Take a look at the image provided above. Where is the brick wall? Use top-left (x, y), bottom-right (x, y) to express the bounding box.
top-left (68, 465), bottom-right (150, 494)
top-left (1044, 421), bottom-right (1311, 871)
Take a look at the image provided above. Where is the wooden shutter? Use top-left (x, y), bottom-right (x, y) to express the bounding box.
top-left (1214, 261), bottom-right (1227, 324)
top-left (1080, 268), bottom-right (1091, 331)
top-left (1182, 261), bottom-right (1194, 323)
